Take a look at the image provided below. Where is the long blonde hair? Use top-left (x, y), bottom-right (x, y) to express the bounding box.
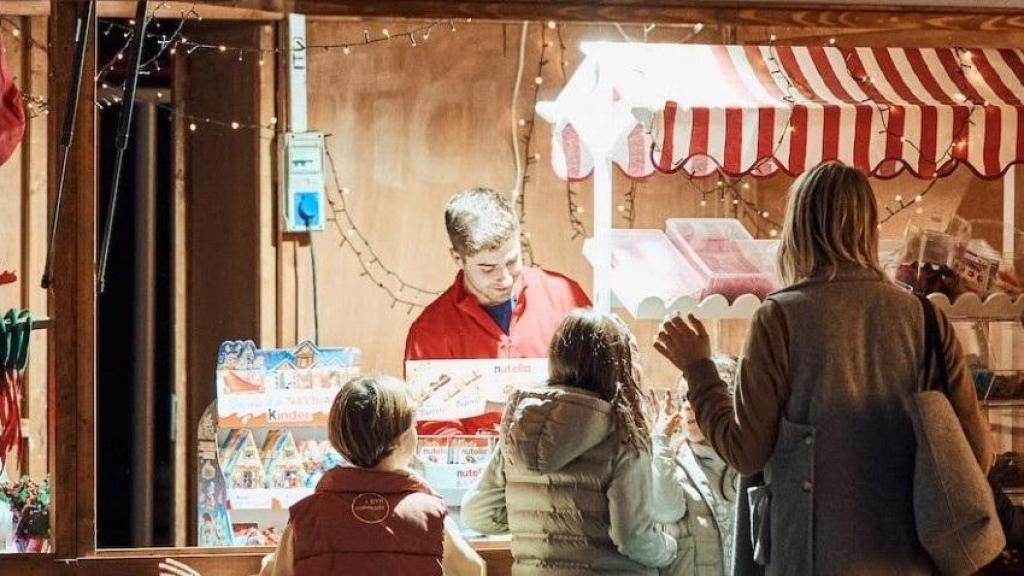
top-left (777, 161), bottom-right (884, 285)
top-left (548, 309), bottom-right (651, 453)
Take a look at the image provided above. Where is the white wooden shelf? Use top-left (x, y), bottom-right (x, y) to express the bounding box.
top-left (586, 238), bottom-right (1024, 321)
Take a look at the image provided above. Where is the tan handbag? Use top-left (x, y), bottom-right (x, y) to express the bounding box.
top-left (905, 295), bottom-right (1005, 575)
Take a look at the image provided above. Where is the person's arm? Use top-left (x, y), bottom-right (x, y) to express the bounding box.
top-left (686, 302), bottom-right (788, 475)
top-left (607, 448), bottom-right (677, 568)
top-left (259, 524), bottom-right (295, 576)
top-left (460, 445), bottom-right (509, 535)
top-left (934, 307), bottom-right (994, 471)
top-left (650, 435), bottom-right (688, 524)
top-left (442, 517), bottom-right (487, 576)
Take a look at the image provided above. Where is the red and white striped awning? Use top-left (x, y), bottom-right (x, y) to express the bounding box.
top-left (537, 42), bottom-right (1024, 181)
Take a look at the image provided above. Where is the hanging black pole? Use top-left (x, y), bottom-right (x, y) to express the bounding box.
top-left (40, 0), bottom-right (97, 290)
top-left (97, 1), bottom-right (149, 293)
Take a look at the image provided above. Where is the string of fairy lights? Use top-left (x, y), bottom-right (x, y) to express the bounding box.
top-left (2, 12), bottom-right (1005, 306)
top-left (511, 21), bottom-right (555, 267)
top-left (554, 22), bottom-right (588, 239)
top-left (323, 144), bottom-right (441, 312)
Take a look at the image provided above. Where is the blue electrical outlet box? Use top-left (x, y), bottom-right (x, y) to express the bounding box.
top-left (283, 132), bottom-right (325, 232)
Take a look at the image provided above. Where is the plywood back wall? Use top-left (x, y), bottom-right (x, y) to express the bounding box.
top-left (0, 16), bottom-right (49, 480)
top-left (287, 20), bottom-right (1009, 388)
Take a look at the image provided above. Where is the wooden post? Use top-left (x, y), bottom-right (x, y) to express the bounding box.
top-left (23, 15), bottom-right (50, 483)
top-left (48, 0), bottom-right (97, 561)
top-left (171, 40), bottom-right (190, 550)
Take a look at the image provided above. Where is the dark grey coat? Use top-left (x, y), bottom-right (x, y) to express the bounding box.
top-left (686, 266), bottom-right (993, 576)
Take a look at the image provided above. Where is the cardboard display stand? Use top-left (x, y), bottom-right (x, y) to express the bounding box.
top-left (406, 358), bottom-right (548, 526)
top-left (197, 341), bottom-right (359, 547)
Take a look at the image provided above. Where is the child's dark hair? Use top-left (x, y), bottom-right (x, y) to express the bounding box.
top-left (328, 376), bottom-right (415, 468)
top-left (548, 309), bottom-right (651, 453)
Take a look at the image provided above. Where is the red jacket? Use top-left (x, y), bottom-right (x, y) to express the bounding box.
top-left (405, 267), bottom-right (590, 435)
top-left (0, 31), bottom-right (25, 168)
top-left (405, 267), bottom-right (590, 361)
top-left (289, 467), bottom-right (446, 576)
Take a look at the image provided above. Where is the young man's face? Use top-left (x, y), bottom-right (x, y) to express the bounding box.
top-left (452, 236), bottom-right (523, 307)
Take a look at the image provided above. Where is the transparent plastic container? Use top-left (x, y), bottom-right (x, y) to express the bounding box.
top-left (609, 229), bottom-right (705, 307)
top-left (665, 218), bottom-right (778, 301)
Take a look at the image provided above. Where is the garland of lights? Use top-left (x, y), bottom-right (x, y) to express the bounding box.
top-left (7, 15), bottom-right (996, 300)
top-left (553, 22), bottom-right (588, 240)
top-left (323, 144), bottom-right (441, 312)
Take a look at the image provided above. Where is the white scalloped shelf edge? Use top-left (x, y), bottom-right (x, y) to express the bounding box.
top-left (923, 292), bottom-right (1024, 321)
top-left (584, 238), bottom-right (1024, 321)
top-left (611, 288), bottom-right (1024, 321)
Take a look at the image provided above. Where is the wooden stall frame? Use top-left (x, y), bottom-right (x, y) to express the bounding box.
top-left (5, 0), bottom-right (1024, 574)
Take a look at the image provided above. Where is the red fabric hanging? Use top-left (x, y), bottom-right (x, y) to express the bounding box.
top-left (0, 30), bottom-right (26, 168)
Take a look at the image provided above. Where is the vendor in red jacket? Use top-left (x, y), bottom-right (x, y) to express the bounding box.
top-left (405, 187), bottom-right (591, 435)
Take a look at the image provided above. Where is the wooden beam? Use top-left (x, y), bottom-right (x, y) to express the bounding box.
top-left (171, 42), bottom-right (190, 550)
top-left (294, 1), bottom-right (1024, 31)
top-left (0, 1), bottom-right (284, 20)
top-left (23, 15), bottom-right (50, 483)
top-left (258, 22), bottom-right (278, 349)
top-left (48, 0), bottom-right (97, 561)
top-left (275, 16), bottom-right (297, 348)
top-left (185, 21), bottom-right (265, 547)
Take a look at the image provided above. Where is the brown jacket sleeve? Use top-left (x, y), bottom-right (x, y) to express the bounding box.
top-left (683, 300), bottom-right (790, 476)
top-left (933, 307), bottom-right (994, 472)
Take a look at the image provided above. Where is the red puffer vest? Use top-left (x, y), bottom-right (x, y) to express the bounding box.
top-left (289, 466), bottom-right (446, 575)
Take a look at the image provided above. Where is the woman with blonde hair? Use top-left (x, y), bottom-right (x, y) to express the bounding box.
top-left (462, 308), bottom-right (677, 575)
top-left (654, 161), bottom-right (993, 575)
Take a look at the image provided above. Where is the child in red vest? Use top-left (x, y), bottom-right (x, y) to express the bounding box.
top-left (260, 375), bottom-right (482, 576)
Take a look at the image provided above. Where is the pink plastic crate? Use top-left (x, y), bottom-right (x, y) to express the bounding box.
top-left (665, 218), bottom-right (778, 301)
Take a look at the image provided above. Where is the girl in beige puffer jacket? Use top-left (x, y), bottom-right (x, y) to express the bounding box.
top-left (461, 309), bottom-right (678, 575)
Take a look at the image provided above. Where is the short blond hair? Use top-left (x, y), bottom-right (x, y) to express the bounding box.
top-left (777, 161), bottom-right (883, 285)
top-left (328, 376), bottom-right (415, 468)
top-left (445, 188), bottom-right (519, 256)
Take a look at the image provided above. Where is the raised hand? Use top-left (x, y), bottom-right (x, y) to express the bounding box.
top-left (647, 388), bottom-right (684, 439)
top-left (654, 313), bottom-right (711, 372)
